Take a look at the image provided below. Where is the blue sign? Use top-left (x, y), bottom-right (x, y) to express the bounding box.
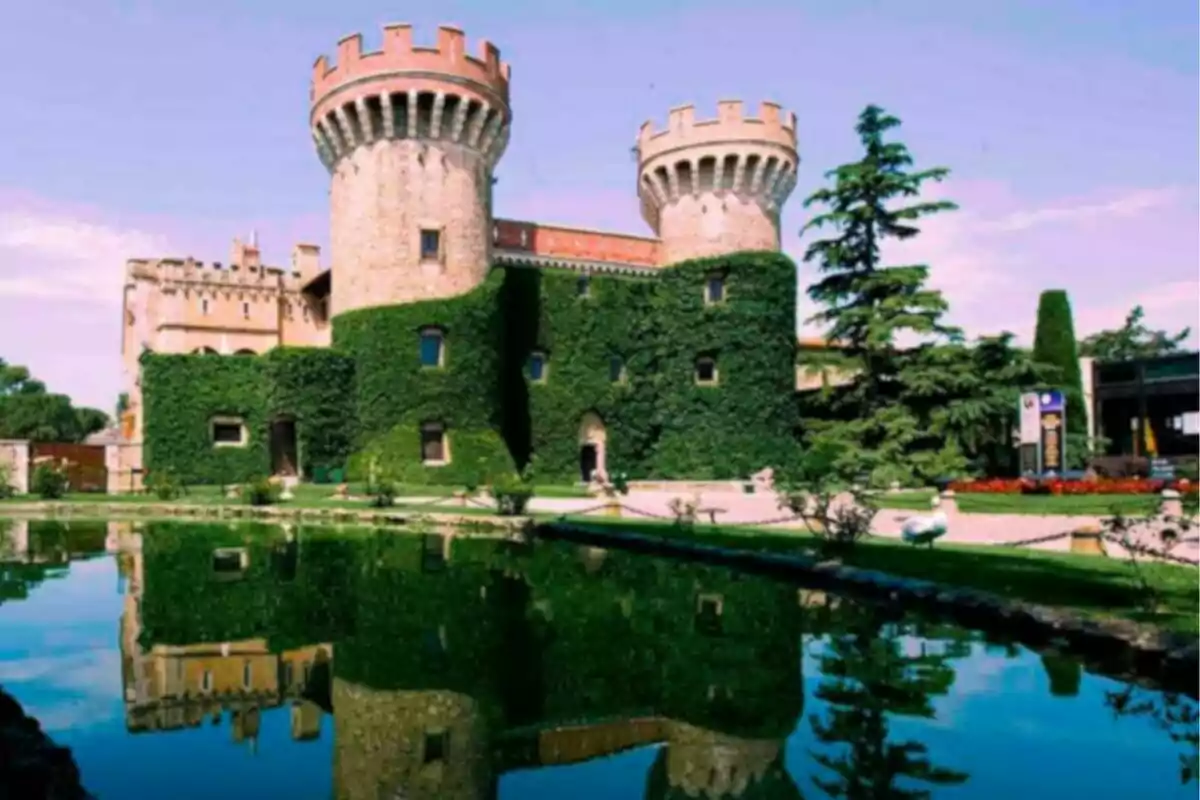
top-left (1039, 390), bottom-right (1065, 414)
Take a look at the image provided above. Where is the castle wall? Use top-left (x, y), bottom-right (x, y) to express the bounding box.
top-left (329, 141), bottom-right (494, 314)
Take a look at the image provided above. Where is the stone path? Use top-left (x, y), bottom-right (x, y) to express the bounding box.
top-left (392, 488), bottom-right (1199, 564)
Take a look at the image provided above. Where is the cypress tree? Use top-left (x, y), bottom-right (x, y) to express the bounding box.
top-left (1031, 289), bottom-right (1087, 436)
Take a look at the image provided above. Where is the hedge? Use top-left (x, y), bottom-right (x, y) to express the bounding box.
top-left (144, 251), bottom-right (799, 485)
top-left (141, 348), bottom-right (355, 485)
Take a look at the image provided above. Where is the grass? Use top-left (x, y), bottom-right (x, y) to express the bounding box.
top-left (873, 490), bottom-right (1169, 516)
top-left (553, 515), bottom-right (1200, 637)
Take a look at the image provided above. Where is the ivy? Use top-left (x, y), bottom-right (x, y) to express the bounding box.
top-left (141, 348), bottom-right (355, 485)
top-left (145, 251), bottom-right (799, 485)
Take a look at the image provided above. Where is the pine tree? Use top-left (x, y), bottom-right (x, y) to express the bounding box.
top-left (798, 105), bottom-right (965, 486)
top-left (1031, 290), bottom-right (1087, 436)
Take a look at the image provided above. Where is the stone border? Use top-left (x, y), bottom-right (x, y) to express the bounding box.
top-left (535, 521), bottom-right (1199, 699)
top-left (0, 499), bottom-right (528, 533)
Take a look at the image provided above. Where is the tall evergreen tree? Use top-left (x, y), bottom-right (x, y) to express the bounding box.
top-left (798, 105), bottom-right (965, 486)
top-left (1079, 305), bottom-right (1192, 362)
top-left (1031, 290), bottom-right (1087, 436)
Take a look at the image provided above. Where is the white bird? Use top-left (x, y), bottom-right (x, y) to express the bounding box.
top-left (900, 495), bottom-right (949, 548)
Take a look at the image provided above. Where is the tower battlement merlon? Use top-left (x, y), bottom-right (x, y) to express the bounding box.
top-left (634, 99), bottom-right (800, 264)
top-left (309, 24), bottom-right (512, 174)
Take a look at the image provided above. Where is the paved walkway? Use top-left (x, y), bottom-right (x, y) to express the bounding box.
top-left (393, 488), bottom-right (1199, 564)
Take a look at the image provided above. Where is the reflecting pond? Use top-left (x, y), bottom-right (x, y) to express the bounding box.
top-left (0, 518), bottom-right (1195, 799)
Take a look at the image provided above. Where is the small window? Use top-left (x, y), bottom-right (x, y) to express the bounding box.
top-left (529, 352), bottom-right (548, 383)
top-left (424, 730), bottom-right (449, 764)
top-left (420, 229), bottom-right (441, 262)
top-left (420, 422), bottom-right (448, 465)
top-left (609, 356), bottom-right (626, 385)
top-left (201, 298), bottom-right (209, 315)
top-left (201, 670), bottom-right (213, 693)
top-left (705, 274), bottom-right (725, 305)
top-left (211, 417), bottom-right (247, 447)
top-left (419, 329), bottom-right (444, 368)
top-left (695, 594), bottom-right (724, 636)
top-left (242, 301), bottom-right (250, 319)
top-left (577, 275), bottom-right (591, 298)
top-left (242, 660), bottom-right (252, 690)
top-left (695, 357), bottom-right (718, 386)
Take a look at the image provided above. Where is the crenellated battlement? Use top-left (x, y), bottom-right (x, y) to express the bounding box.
top-left (634, 99), bottom-right (799, 262)
top-left (308, 24), bottom-right (512, 174)
top-left (311, 25), bottom-right (510, 108)
top-left (636, 100), bottom-right (796, 165)
top-left (125, 241), bottom-right (323, 295)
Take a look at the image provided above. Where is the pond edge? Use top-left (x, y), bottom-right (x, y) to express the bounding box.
top-left (535, 521), bottom-right (1200, 699)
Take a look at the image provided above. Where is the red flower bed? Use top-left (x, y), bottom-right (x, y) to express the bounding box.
top-left (949, 477), bottom-right (1196, 496)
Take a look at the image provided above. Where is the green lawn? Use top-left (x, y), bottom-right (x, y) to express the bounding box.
top-left (873, 490), bottom-right (1169, 516)
top-left (553, 515), bottom-right (1200, 637)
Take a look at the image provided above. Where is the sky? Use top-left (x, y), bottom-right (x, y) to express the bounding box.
top-left (0, 0), bottom-right (1196, 412)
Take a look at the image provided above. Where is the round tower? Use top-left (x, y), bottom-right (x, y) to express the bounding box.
top-left (310, 25), bottom-right (512, 316)
top-left (636, 101), bottom-right (798, 265)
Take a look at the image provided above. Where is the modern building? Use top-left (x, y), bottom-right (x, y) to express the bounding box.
top-left (1085, 352), bottom-right (1200, 463)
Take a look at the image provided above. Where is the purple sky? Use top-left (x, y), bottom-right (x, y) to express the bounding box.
top-left (1, 0), bottom-right (1196, 412)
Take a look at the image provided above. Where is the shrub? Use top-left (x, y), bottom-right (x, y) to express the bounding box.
top-left (31, 460), bottom-right (69, 500)
top-left (243, 476), bottom-right (279, 506)
top-left (0, 462), bottom-right (13, 499)
top-left (1031, 289), bottom-right (1087, 439)
top-left (145, 467), bottom-right (184, 501)
top-left (366, 480), bottom-right (397, 509)
top-left (949, 477), bottom-right (1195, 496)
top-left (492, 472), bottom-right (534, 516)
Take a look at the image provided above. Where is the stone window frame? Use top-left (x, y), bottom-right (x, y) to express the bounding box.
top-left (210, 416), bottom-right (248, 448)
top-left (419, 226), bottom-right (445, 265)
top-left (694, 356), bottom-right (719, 387)
top-left (242, 300), bottom-right (251, 319)
top-left (704, 271), bottom-right (728, 306)
top-left (423, 729), bottom-right (450, 764)
top-left (528, 351), bottom-right (549, 384)
top-left (576, 273), bottom-right (592, 299)
top-left (201, 297), bottom-right (210, 316)
top-left (418, 326), bottom-right (446, 369)
top-left (420, 421), bottom-right (450, 466)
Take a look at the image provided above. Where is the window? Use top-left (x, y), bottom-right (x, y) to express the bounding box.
top-left (201, 670), bottom-right (213, 693)
top-left (420, 422), bottom-right (448, 465)
top-left (201, 298), bottom-right (209, 315)
top-left (695, 357), bottom-right (718, 386)
top-left (420, 229), bottom-right (441, 262)
top-left (424, 730), bottom-right (449, 764)
top-left (705, 274), bottom-right (726, 304)
top-left (242, 301), bottom-right (250, 319)
top-left (211, 417), bottom-right (247, 447)
top-left (242, 660), bottom-right (252, 690)
top-left (529, 352), bottom-right (548, 383)
top-left (419, 329), bottom-right (444, 367)
top-left (695, 594), bottom-right (724, 636)
top-left (577, 274), bottom-right (591, 298)
top-left (609, 356), bottom-right (626, 385)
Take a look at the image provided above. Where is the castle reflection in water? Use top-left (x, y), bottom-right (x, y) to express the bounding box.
top-left (100, 520), bottom-right (809, 799)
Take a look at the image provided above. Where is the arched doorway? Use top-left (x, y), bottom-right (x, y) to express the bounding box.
top-left (578, 412), bottom-right (606, 483)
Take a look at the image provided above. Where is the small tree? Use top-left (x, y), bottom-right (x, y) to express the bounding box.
top-left (1031, 289), bottom-right (1087, 438)
top-left (1080, 305), bottom-right (1191, 362)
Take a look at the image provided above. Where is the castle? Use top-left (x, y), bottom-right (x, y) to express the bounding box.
top-left (124, 24), bottom-right (807, 487)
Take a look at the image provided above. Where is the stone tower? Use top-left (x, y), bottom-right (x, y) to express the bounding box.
top-left (636, 101), bottom-right (798, 265)
top-left (310, 25), bottom-right (512, 316)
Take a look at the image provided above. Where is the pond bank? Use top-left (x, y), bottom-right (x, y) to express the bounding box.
top-left (536, 521), bottom-right (1200, 699)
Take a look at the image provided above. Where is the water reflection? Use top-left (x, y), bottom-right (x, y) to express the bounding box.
top-left (0, 517), bottom-right (1196, 799)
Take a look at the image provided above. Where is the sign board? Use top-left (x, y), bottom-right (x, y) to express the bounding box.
top-left (1018, 393), bottom-right (1041, 445)
top-left (1150, 457), bottom-right (1176, 480)
top-left (1038, 390), bottom-right (1066, 474)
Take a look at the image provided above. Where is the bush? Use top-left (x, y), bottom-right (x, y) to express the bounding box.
top-left (0, 462), bottom-right (13, 499)
top-left (31, 461), bottom-right (69, 500)
top-left (492, 472), bottom-right (534, 516)
top-left (243, 476), bottom-right (279, 506)
top-left (366, 480), bottom-right (396, 508)
top-left (145, 467), bottom-right (184, 501)
top-left (1031, 290), bottom-right (1087, 437)
top-left (949, 477), bottom-right (1195, 496)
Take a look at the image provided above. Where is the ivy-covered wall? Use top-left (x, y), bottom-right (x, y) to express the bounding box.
top-left (334, 251), bottom-right (798, 484)
top-left (141, 348), bottom-right (355, 484)
top-left (142, 250), bottom-right (798, 485)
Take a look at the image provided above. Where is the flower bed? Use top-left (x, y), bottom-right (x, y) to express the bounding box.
top-left (949, 477), bottom-right (1196, 496)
